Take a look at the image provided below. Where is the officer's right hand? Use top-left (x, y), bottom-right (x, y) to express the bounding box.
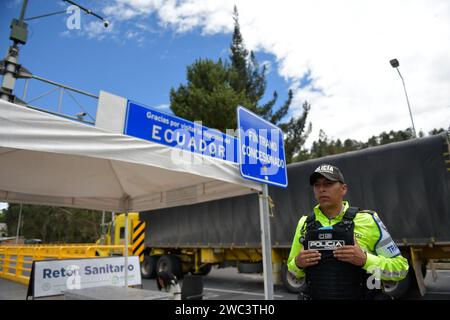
top-left (295, 250), bottom-right (321, 268)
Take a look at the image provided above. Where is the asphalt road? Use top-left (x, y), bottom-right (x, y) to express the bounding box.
top-left (142, 266), bottom-right (450, 300)
top-left (1, 267), bottom-right (450, 300)
top-left (142, 267), bottom-right (297, 300)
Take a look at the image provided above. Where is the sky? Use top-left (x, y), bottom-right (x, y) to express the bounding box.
top-left (1, 0), bottom-right (449, 142)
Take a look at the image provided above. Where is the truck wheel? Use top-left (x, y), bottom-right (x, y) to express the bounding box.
top-left (237, 262), bottom-right (263, 273)
top-left (193, 264), bottom-right (212, 276)
top-left (281, 263), bottom-right (305, 293)
top-left (157, 255), bottom-right (183, 280)
top-left (141, 255), bottom-right (159, 279)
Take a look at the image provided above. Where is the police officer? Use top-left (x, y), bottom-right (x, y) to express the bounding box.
top-left (287, 164), bottom-right (409, 300)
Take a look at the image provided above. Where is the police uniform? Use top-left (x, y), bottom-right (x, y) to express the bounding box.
top-left (287, 165), bottom-right (409, 300)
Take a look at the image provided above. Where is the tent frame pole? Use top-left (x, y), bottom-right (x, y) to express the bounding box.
top-left (124, 211), bottom-right (129, 287)
top-left (123, 195), bottom-right (130, 288)
top-left (259, 183), bottom-right (274, 300)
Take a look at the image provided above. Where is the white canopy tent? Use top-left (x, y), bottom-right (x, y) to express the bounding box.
top-left (0, 99), bottom-right (275, 299)
top-left (0, 99), bottom-right (261, 210)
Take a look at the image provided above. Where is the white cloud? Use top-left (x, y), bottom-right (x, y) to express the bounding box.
top-left (153, 103), bottom-right (172, 114)
top-left (0, 202), bottom-right (8, 210)
top-left (102, 0), bottom-right (450, 146)
top-left (125, 30), bottom-right (138, 39)
top-left (83, 20), bottom-right (115, 40)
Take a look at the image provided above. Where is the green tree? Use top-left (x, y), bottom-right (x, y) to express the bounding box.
top-left (365, 128), bottom-right (414, 147)
top-left (170, 58), bottom-right (250, 132)
top-left (429, 127), bottom-right (448, 136)
top-left (308, 130), bottom-right (338, 158)
top-left (228, 6), bottom-right (292, 124)
top-left (3, 204), bottom-right (104, 243)
top-left (281, 101), bottom-right (312, 163)
top-left (229, 6), bottom-right (249, 96)
top-left (303, 126), bottom-right (447, 160)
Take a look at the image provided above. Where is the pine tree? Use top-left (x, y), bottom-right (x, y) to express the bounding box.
top-left (229, 6), bottom-right (249, 96)
top-left (281, 101), bottom-right (312, 163)
top-left (170, 6), bottom-right (311, 163)
top-left (170, 58), bottom-right (251, 132)
top-left (229, 6), bottom-right (292, 124)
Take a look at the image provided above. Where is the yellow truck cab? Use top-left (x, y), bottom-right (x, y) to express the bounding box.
top-left (96, 212), bottom-right (139, 256)
top-left (97, 212), bottom-right (217, 280)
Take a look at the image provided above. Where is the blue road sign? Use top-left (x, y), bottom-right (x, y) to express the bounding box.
top-left (237, 106), bottom-right (288, 188)
top-left (124, 101), bottom-right (238, 163)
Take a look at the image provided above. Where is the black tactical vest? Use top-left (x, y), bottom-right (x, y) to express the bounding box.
top-left (301, 207), bottom-right (370, 300)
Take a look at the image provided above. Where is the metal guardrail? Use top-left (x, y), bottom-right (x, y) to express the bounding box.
top-left (0, 245), bottom-right (131, 285)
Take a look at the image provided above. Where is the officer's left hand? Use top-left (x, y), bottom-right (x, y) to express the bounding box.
top-left (333, 237), bottom-right (367, 267)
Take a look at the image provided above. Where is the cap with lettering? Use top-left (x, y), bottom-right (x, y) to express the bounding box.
top-left (309, 164), bottom-right (345, 185)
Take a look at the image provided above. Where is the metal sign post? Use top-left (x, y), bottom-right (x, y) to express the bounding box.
top-left (122, 195), bottom-right (130, 288)
top-left (124, 211), bottom-right (129, 287)
top-left (258, 183), bottom-right (274, 300)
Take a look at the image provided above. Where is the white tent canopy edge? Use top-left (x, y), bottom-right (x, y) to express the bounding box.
top-left (0, 99), bottom-right (261, 212)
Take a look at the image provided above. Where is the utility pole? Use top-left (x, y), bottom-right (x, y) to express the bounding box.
top-left (0, 0), bottom-right (29, 103)
top-left (0, 0), bottom-right (108, 103)
top-left (15, 203), bottom-right (23, 244)
top-left (100, 210), bottom-right (106, 245)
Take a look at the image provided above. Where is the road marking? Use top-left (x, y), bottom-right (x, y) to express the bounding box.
top-left (204, 287), bottom-right (283, 298)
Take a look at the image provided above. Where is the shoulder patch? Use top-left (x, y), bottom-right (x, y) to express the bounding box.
top-left (371, 214), bottom-right (401, 258)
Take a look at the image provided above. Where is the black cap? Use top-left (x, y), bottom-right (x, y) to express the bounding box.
top-left (309, 164), bottom-right (345, 185)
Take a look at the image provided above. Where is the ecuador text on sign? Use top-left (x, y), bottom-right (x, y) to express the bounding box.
top-left (124, 101), bottom-right (237, 163)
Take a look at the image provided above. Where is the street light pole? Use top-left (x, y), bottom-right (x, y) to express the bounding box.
top-left (390, 58), bottom-right (417, 138)
top-left (15, 203), bottom-right (23, 244)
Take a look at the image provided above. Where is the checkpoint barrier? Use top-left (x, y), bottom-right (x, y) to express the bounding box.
top-left (132, 220), bottom-right (146, 262)
top-left (0, 244), bottom-right (132, 285)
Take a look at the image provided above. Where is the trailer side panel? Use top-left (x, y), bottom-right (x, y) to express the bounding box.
top-left (141, 135), bottom-right (450, 247)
